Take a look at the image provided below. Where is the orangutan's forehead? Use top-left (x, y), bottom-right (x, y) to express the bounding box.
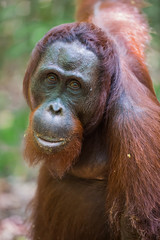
top-left (41, 40), bottom-right (99, 72)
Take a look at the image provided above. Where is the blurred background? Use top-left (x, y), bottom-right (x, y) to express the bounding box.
top-left (0, 0), bottom-right (159, 239)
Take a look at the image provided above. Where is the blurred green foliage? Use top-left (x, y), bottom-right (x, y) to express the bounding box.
top-left (0, 107), bottom-right (29, 176)
top-left (155, 85), bottom-right (160, 100)
top-left (0, 0), bottom-right (74, 67)
top-left (0, 0), bottom-right (159, 177)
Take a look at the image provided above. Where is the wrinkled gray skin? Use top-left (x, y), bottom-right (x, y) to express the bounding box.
top-left (30, 40), bottom-right (101, 152)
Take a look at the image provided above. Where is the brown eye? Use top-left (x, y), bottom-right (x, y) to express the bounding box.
top-left (68, 80), bottom-right (81, 90)
top-left (46, 73), bottom-right (58, 85)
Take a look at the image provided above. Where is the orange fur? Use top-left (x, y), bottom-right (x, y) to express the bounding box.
top-left (76, 0), bottom-right (160, 238)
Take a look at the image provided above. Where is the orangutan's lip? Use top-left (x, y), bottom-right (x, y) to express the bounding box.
top-left (34, 134), bottom-right (67, 148)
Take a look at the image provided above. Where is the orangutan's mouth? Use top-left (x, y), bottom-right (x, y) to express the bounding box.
top-left (34, 133), bottom-right (67, 149)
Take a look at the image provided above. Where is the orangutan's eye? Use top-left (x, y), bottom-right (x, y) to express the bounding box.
top-left (68, 80), bottom-right (81, 91)
top-left (46, 73), bottom-right (58, 86)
